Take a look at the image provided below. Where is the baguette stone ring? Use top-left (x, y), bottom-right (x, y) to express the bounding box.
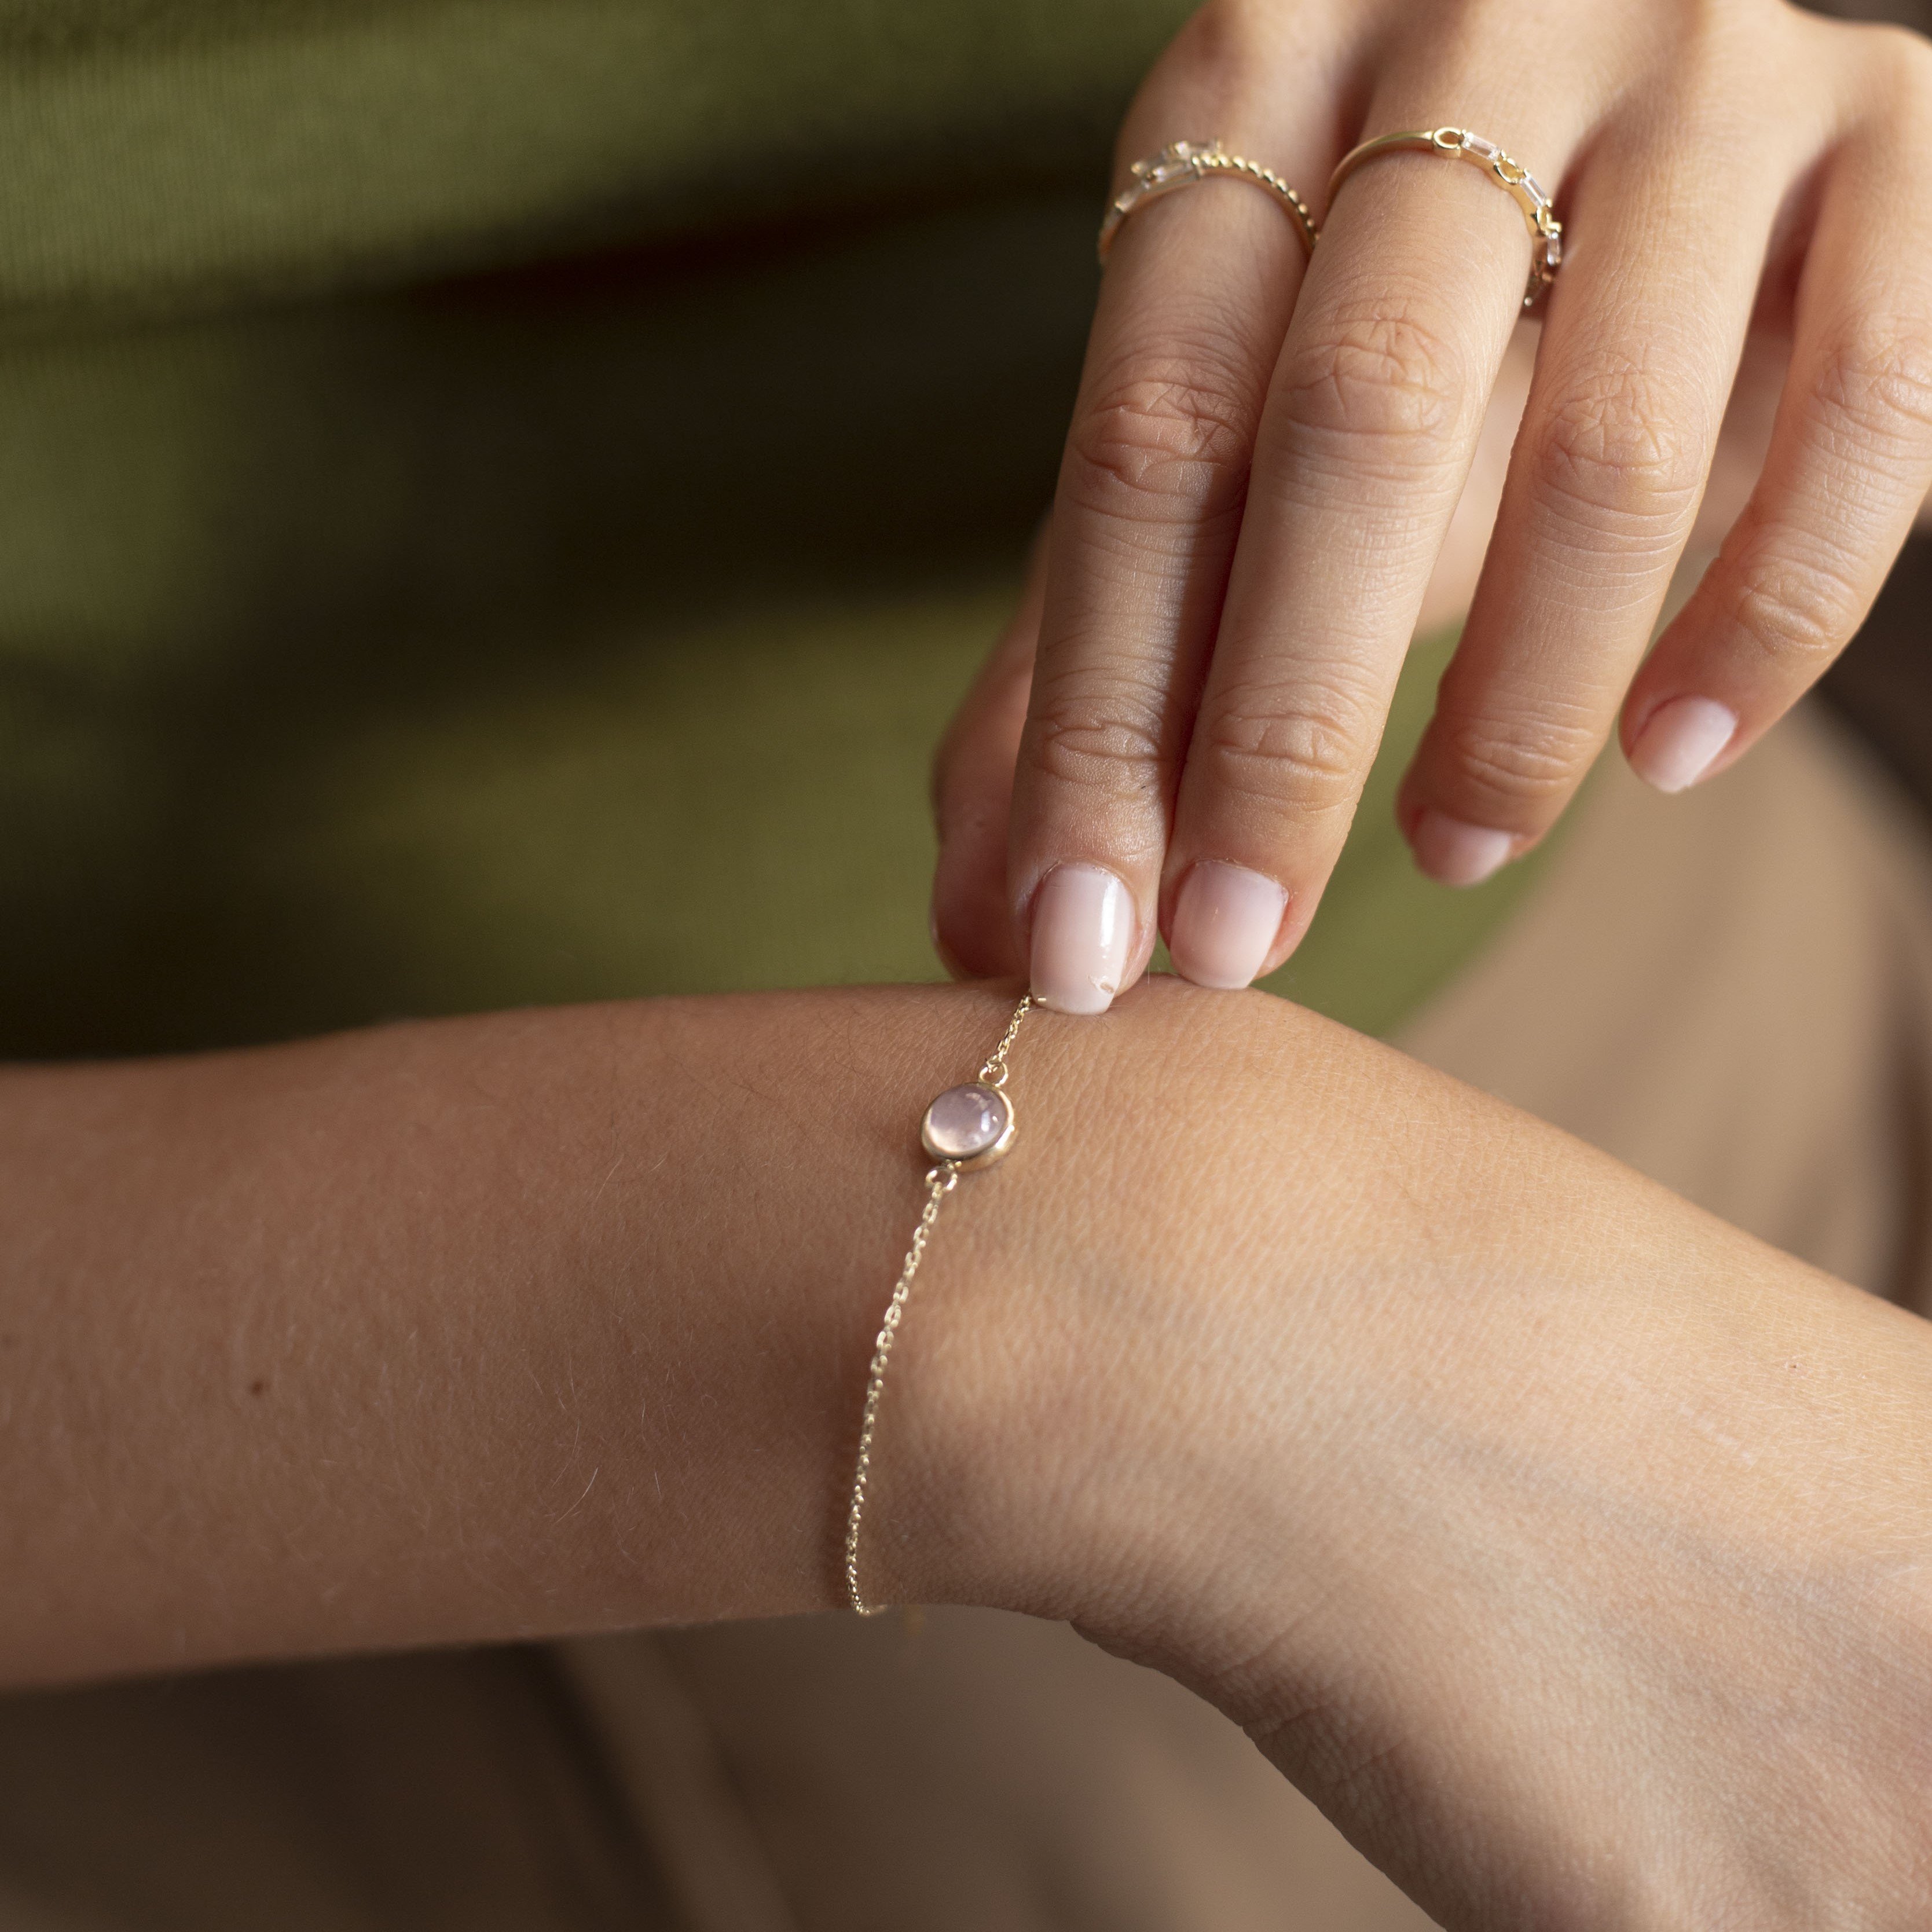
top-left (1326, 127), bottom-right (1564, 307)
top-left (1098, 140), bottom-right (1319, 265)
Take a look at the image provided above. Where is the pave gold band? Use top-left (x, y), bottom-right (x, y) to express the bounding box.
top-left (1099, 139), bottom-right (1318, 265)
top-left (1327, 126), bottom-right (1564, 308)
top-left (844, 995), bottom-right (1035, 1616)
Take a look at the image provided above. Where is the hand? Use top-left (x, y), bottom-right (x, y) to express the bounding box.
top-left (889, 979), bottom-right (1932, 1928)
top-left (931, 0), bottom-right (1932, 1012)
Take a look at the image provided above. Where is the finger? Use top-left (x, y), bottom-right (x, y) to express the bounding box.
top-left (1624, 35), bottom-right (1932, 791)
top-left (930, 529), bottom-right (1049, 980)
top-left (1007, 13), bottom-right (1330, 1014)
top-left (1413, 317), bottom-right (1540, 643)
top-left (1394, 104), bottom-right (1794, 868)
top-left (1163, 104), bottom-right (1571, 987)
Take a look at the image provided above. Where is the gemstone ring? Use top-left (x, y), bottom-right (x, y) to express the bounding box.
top-left (1326, 126), bottom-right (1564, 309)
top-left (1098, 140), bottom-right (1319, 265)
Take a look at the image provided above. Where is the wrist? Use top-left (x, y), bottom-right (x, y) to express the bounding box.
top-left (877, 976), bottom-right (1363, 1636)
top-left (878, 977), bottom-right (1932, 1927)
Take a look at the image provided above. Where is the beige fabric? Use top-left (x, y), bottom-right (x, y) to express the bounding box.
top-left (1401, 705), bottom-right (1932, 1313)
top-left (5, 705), bottom-right (1932, 1932)
top-left (571, 1609), bottom-right (1438, 1932)
top-left (0, 1647), bottom-right (681, 1931)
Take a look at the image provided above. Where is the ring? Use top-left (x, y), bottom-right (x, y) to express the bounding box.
top-left (1098, 140), bottom-right (1319, 265)
top-left (1326, 127), bottom-right (1564, 308)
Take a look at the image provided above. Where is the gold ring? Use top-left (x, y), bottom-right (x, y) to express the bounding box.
top-left (1326, 127), bottom-right (1564, 308)
top-left (1098, 140), bottom-right (1318, 266)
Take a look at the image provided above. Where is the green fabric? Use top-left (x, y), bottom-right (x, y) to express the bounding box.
top-left (0, 0), bottom-right (1188, 320)
top-left (0, 1), bottom-right (1547, 1061)
top-left (1258, 625), bottom-right (1546, 1035)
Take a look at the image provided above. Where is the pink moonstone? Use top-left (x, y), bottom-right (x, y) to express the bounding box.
top-left (922, 1083), bottom-right (1010, 1161)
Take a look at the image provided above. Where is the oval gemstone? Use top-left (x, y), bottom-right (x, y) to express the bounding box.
top-left (922, 1083), bottom-right (1010, 1163)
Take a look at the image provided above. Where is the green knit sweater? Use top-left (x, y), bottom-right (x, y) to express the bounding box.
top-left (0, 0), bottom-right (1542, 1056)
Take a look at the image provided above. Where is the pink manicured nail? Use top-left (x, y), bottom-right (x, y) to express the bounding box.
top-left (1630, 696), bottom-right (1737, 794)
top-left (1169, 863), bottom-right (1288, 991)
top-left (1412, 811), bottom-right (1513, 888)
top-left (1029, 863), bottom-right (1134, 1016)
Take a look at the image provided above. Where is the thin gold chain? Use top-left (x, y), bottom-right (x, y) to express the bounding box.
top-left (844, 995), bottom-right (1033, 1615)
top-left (976, 993), bottom-right (1033, 1088)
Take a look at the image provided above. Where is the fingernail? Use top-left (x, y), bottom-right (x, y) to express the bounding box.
top-left (1629, 696), bottom-right (1737, 794)
top-left (1412, 811), bottom-right (1514, 888)
top-left (1169, 863), bottom-right (1288, 992)
top-left (1029, 863), bottom-right (1134, 1016)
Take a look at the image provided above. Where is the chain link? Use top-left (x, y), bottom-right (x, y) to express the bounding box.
top-left (844, 995), bottom-right (1033, 1615)
top-left (976, 991), bottom-right (1034, 1088)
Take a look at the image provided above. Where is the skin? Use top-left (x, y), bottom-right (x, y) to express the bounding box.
top-left (929, 0), bottom-right (1932, 1000)
top-left (10, 18), bottom-right (1927, 1932)
top-left (4, 979), bottom-right (1930, 1927)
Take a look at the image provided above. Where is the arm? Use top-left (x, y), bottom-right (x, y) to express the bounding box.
top-left (903, 980), bottom-right (1932, 1926)
top-left (6, 980), bottom-right (1930, 1923)
top-left (0, 986), bottom-right (1007, 1681)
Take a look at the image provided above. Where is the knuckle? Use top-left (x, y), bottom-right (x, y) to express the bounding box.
top-left (1863, 21), bottom-right (1932, 124)
top-left (1277, 296), bottom-right (1475, 481)
top-left (1906, 24), bottom-right (1932, 108)
top-left (1064, 347), bottom-right (1257, 526)
top-left (1023, 667), bottom-right (1172, 803)
top-left (1663, 0), bottom-right (1770, 86)
top-left (1534, 353), bottom-right (1707, 542)
top-left (1438, 704), bottom-right (1601, 812)
top-left (1810, 315), bottom-right (1932, 463)
top-left (1167, 0), bottom-right (1271, 82)
top-left (1194, 673), bottom-right (1379, 820)
top-left (1127, 1), bottom-right (1281, 163)
top-left (1729, 542), bottom-right (1865, 670)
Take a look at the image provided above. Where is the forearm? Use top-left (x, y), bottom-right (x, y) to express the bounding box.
top-left (12, 956), bottom-right (1932, 1932)
top-left (0, 984), bottom-right (1013, 1685)
top-left (906, 975), bottom-right (1932, 1648)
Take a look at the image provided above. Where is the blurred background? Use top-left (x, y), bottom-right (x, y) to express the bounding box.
top-left (0, 0), bottom-right (1182, 1055)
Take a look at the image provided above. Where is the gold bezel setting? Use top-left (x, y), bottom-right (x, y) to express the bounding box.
top-left (920, 1082), bottom-right (1017, 1172)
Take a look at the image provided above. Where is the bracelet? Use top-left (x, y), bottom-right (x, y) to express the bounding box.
top-left (843, 994), bottom-right (1035, 1615)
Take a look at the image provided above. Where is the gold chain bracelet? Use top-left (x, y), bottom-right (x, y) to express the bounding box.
top-left (844, 994), bottom-right (1035, 1616)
